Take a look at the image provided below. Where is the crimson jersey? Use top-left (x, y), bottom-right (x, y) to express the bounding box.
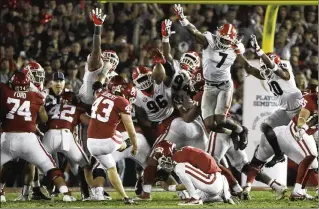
top-left (0, 83), bottom-right (44, 132)
top-left (47, 104), bottom-right (85, 132)
top-left (88, 90), bottom-right (131, 139)
top-left (172, 146), bottom-right (221, 174)
top-left (292, 93), bottom-right (318, 135)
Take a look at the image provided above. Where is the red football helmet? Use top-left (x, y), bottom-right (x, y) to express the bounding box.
top-left (191, 69), bottom-right (205, 92)
top-left (21, 61), bottom-right (45, 91)
top-left (132, 66), bottom-right (153, 90)
top-left (260, 53), bottom-right (281, 80)
top-left (101, 50), bottom-right (119, 71)
top-left (61, 89), bottom-right (78, 105)
top-left (154, 141), bottom-right (177, 172)
top-left (9, 71), bottom-right (31, 92)
top-left (108, 75), bottom-right (137, 103)
top-left (180, 51), bottom-right (200, 72)
top-left (216, 23), bottom-right (238, 50)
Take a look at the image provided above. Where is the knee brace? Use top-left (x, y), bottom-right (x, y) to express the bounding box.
top-left (47, 168), bottom-right (63, 181)
top-left (92, 168), bottom-right (107, 180)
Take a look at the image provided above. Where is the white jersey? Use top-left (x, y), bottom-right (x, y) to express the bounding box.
top-left (78, 61), bottom-right (117, 105)
top-left (202, 31), bottom-right (237, 82)
top-left (266, 66), bottom-right (302, 110)
top-left (133, 81), bottom-right (174, 122)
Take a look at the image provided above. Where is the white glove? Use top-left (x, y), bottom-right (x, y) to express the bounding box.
top-left (233, 41), bottom-right (245, 55)
top-left (161, 19), bottom-right (175, 42)
top-left (295, 127), bottom-right (306, 141)
top-left (250, 34), bottom-right (264, 56)
top-left (91, 8), bottom-right (107, 26)
top-left (174, 4), bottom-right (189, 26)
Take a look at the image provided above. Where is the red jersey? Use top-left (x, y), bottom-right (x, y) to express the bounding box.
top-left (172, 146), bottom-right (221, 174)
top-left (292, 93), bottom-right (318, 135)
top-left (192, 68), bottom-right (204, 92)
top-left (0, 83), bottom-right (44, 133)
top-left (88, 91), bottom-right (131, 139)
top-left (47, 104), bottom-right (85, 132)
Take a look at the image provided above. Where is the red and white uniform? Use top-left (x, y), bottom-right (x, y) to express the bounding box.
top-left (172, 146), bottom-right (230, 200)
top-left (264, 65), bottom-right (302, 128)
top-left (255, 93), bottom-right (318, 169)
top-left (43, 103), bottom-right (89, 168)
top-left (201, 30), bottom-right (236, 119)
top-left (0, 83), bottom-right (56, 173)
top-left (87, 90), bottom-right (131, 169)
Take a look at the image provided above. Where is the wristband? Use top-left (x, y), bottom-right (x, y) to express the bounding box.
top-left (94, 25), bottom-right (102, 35)
top-left (301, 124), bottom-right (309, 131)
top-left (162, 37), bottom-right (169, 43)
top-left (256, 49), bottom-right (264, 57)
top-left (272, 64), bottom-right (278, 72)
top-left (180, 19), bottom-right (189, 27)
top-left (168, 185), bottom-right (177, 192)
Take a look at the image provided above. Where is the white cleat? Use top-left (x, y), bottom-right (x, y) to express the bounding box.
top-left (178, 198), bottom-right (203, 206)
top-left (302, 189), bottom-right (315, 200)
top-left (63, 195), bottom-right (77, 202)
top-left (14, 194), bottom-right (29, 201)
top-left (275, 186), bottom-right (288, 200)
top-left (0, 195), bottom-right (6, 203)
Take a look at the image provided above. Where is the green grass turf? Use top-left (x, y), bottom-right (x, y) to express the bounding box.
top-left (1, 190), bottom-right (318, 208)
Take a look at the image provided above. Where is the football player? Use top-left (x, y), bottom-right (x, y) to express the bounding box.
top-left (87, 75), bottom-right (138, 204)
top-left (153, 141), bottom-right (235, 205)
top-left (244, 90), bottom-right (318, 200)
top-left (42, 89), bottom-right (93, 193)
top-left (173, 4), bottom-right (249, 150)
top-left (239, 35), bottom-right (303, 167)
top-left (0, 71), bottom-right (76, 202)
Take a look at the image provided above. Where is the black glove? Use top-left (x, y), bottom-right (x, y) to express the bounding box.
top-left (92, 81), bottom-right (103, 93)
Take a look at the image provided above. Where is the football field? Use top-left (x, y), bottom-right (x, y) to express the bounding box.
top-left (1, 188), bottom-right (318, 208)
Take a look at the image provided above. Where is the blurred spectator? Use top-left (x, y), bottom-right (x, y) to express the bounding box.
top-left (0, 58), bottom-right (11, 83)
top-left (65, 60), bottom-right (82, 93)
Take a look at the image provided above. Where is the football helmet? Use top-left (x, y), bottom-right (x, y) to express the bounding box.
top-left (154, 141), bottom-right (177, 173)
top-left (9, 71), bottom-right (31, 92)
top-left (260, 53), bottom-right (281, 80)
top-left (132, 66), bottom-right (153, 90)
top-left (180, 51), bottom-right (200, 72)
top-left (21, 61), bottom-right (45, 91)
top-left (108, 75), bottom-right (137, 103)
top-left (215, 23), bottom-right (238, 50)
top-left (61, 89), bottom-right (78, 105)
top-left (102, 50), bottom-right (119, 71)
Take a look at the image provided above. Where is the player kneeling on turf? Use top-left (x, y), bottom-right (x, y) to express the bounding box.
top-left (153, 141), bottom-right (237, 205)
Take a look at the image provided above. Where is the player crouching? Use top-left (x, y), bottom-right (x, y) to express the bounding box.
top-left (0, 71), bottom-right (76, 202)
top-left (87, 75), bottom-right (138, 204)
top-left (153, 141), bottom-right (237, 205)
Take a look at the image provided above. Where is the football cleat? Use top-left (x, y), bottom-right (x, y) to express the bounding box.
top-left (302, 189), bottom-right (315, 200)
top-left (178, 197), bottom-right (203, 206)
top-left (242, 186), bottom-right (251, 200)
top-left (133, 191), bottom-right (152, 201)
top-left (275, 186), bottom-right (288, 200)
top-left (63, 194), bottom-right (77, 202)
top-left (31, 187), bottom-right (51, 200)
top-left (123, 197), bottom-right (137, 204)
top-left (289, 191), bottom-right (306, 201)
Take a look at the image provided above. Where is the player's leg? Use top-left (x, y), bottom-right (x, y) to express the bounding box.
top-left (261, 109), bottom-right (290, 167)
top-left (20, 133), bottom-right (76, 202)
top-left (300, 159), bottom-right (318, 200)
top-left (14, 162), bottom-right (35, 201)
top-left (209, 132), bottom-right (242, 196)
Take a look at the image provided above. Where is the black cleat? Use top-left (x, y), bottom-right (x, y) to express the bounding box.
top-left (238, 126), bottom-right (249, 150)
top-left (31, 187), bottom-right (51, 200)
top-left (123, 197), bottom-right (137, 204)
top-left (265, 153), bottom-right (285, 168)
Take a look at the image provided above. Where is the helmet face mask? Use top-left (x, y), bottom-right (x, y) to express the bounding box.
top-left (102, 50), bottom-right (119, 71)
top-left (215, 24), bottom-right (237, 51)
top-left (158, 156), bottom-right (175, 173)
top-left (132, 66), bottom-right (153, 91)
top-left (180, 52), bottom-right (200, 72)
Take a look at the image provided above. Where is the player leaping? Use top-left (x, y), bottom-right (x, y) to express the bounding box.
top-left (173, 4), bottom-right (248, 149)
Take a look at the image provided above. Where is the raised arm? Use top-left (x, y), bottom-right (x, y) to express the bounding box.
top-left (237, 54), bottom-right (265, 80)
top-left (174, 4), bottom-right (208, 48)
top-left (161, 19), bottom-right (174, 63)
top-left (88, 8), bottom-right (106, 72)
top-left (250, 34), bottom-right (290, 80)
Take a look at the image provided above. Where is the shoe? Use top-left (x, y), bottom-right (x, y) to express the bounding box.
top-left (289, 191), bottom-right (306, 201)
top-left (123, 197), bottom-right (137, 204)
top-left (242, 186), bottom-right (251, 200)
top-left (238, 126), bottom-right (248, 150)
top-left (225, 196), bottom-right (240, 205)
top-left (14, 194), bottom-right (29, 201)
top-left (275, 186), bottom-right (288, 200)
top-left (265, 153), bottom-right (285, 168)
top-left (31, 187), bottom-right (51, 200)
top-left (0, 190), bottom-right (6, 203)
top-left (135, 176), bottom-right (143, 196)
top-left (177, 190), bottom-right (190, 200)
top-left (63, 194), bottom-right (77, 202)
top-left (178, 197), bottom-right (203, 206)
top-left (133, 191), bottom-right (152, 201)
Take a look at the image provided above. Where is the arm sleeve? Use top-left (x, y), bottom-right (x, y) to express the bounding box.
top-left (116, 97), bottom-right (132, 115)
